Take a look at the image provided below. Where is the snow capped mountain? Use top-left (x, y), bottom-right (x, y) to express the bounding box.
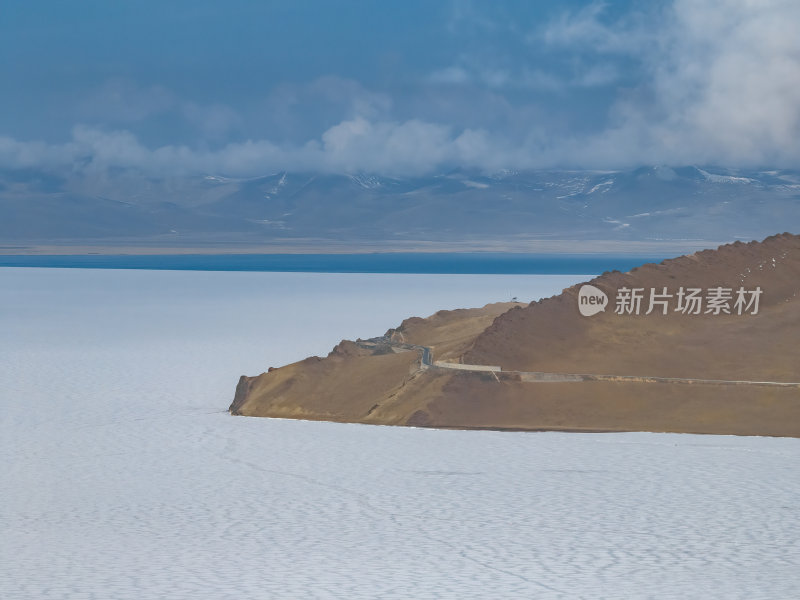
top-left (1, 166), bottom-right (798, 248)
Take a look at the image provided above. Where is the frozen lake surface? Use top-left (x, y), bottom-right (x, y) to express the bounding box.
top-left (2, 268), bottom-right (799, 599)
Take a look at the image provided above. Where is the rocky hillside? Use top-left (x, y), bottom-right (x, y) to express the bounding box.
top-left (232, 233), bottom-right (800, 437)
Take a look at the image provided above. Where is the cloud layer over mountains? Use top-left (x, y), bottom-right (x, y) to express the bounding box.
top-left (1, 0), bottom-right (798, 176)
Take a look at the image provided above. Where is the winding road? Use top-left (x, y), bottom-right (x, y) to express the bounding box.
top-left (356, 336), bottom-right (800, 389)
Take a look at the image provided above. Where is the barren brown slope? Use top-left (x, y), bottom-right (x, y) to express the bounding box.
top-left (230, 302), bottom-right (519, 423)
top-left (411, 375), bottom-right (800, 437)
top-left (465, 232), bottom-right (800, 381)
top-left (232, 233), bottom-right (800, 437)
top-left (387, 302), bottom-right (520, 361)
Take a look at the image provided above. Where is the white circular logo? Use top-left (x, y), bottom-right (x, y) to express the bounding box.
top-left (578, 285), bottom-right (608, 317)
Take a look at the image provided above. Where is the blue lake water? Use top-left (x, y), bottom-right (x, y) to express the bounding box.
top-left (0, 253), bottom-right (665, 274)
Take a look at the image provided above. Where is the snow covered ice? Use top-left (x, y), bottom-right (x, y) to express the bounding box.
top-left (1, 268), bottom-right (799, 599)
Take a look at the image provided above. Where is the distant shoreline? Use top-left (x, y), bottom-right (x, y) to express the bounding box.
top-left (0, 252), bottom-right (666, 275)
top-left (0, 238), bottom-right (722, 257)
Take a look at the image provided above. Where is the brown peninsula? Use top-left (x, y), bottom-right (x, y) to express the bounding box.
top-left (231, 233), bottom-right (800, 437)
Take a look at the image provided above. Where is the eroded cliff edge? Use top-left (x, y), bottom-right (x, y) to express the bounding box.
top-left (231, 233), bottom-right (800, 437)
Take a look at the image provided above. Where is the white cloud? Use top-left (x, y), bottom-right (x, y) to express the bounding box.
top-left (76, 79), bottom-right (245, 143)
top-left (320, 118), bottom-right (452, 173)
top-left (0, 136), bottom-right (76, 170)
top-left (0, 119), bottom-right (516, 177)
top-left (2, 0), bottom-right (799, 175)
top-left (540, 1), bottom-right (653, 55)
top-left (181, 103), bottom-right (241, 140)
top-left (264, 76), bottom-right (392, 124)
top-left (655, 0), bottom-right (800, 165)
top-left (542, 0), bottom-right (800, 167)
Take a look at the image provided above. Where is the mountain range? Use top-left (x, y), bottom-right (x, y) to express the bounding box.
top-left (2, 166), bottom-right (799, 252)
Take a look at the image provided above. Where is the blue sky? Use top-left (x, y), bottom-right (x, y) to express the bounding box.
top-left (1, 0), bottom-right (799, 175)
